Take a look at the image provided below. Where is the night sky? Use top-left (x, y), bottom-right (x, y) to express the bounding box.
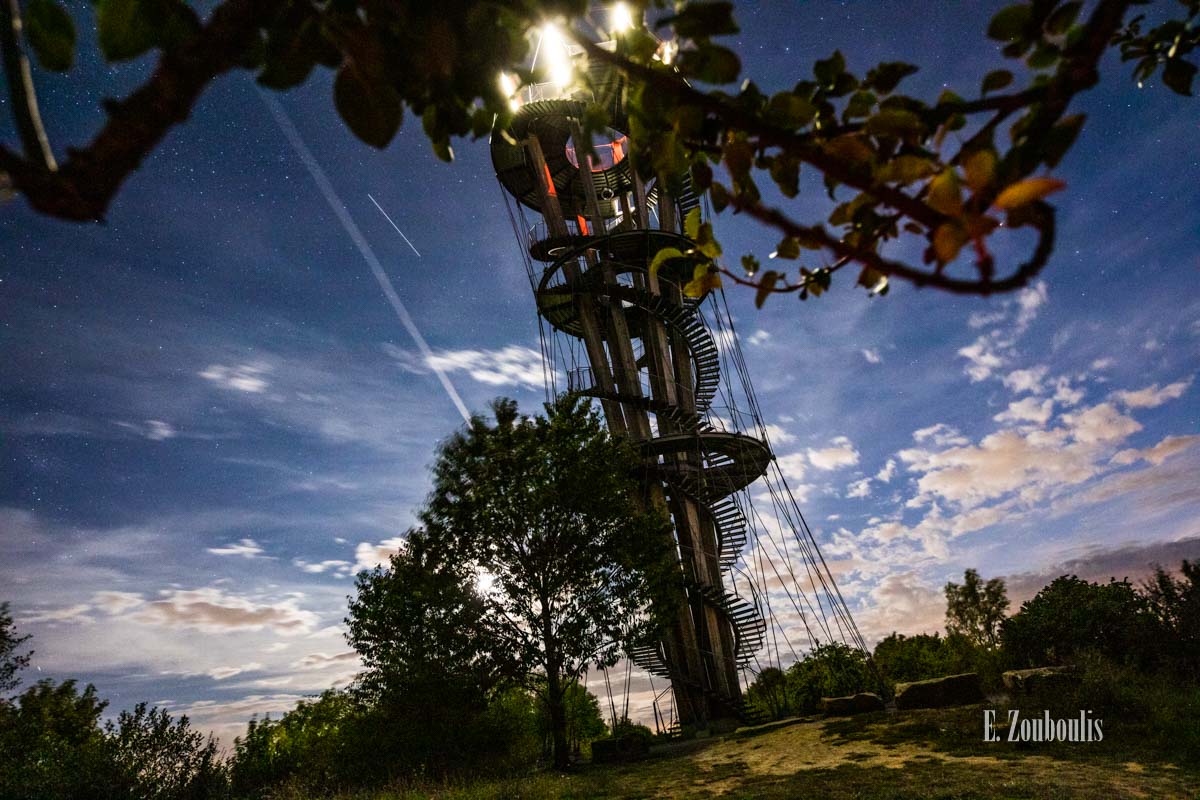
top-left (2, 1), bottom-right (1198, 741)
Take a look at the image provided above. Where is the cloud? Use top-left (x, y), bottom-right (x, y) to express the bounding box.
top-left (856, 572), bottom-right (947, 641)
top-left (22, 604), bottom-right (94, 625)
top-left (292, 558), bottom-right (354, 577)
top-left (115, 419), bottom-right (177, 441)
top-left (199, 363), bottom-right (270, 393)
top-left (846, 478), bottom-right (872, 499)
top-left (1091, 358), bottom-right (1115, 371)
top-left (746, 330), bottom-right (771, 346)
top-left (291, 651), bottom-right (359, 671)
top-left (206, 538), bottom-right (268, 559)
top-left (134, 588), bottom-right (319, 635)
top-left (1003, 536), bottom-right (1200, 606)
top-left (807, 436), bottom-right (860, 471)
top-left (775, 452), bottom-right (807, 482)
top-left (762, 423), bottom-right (796, 445)
top-left (1111, 378), bottom-right (1192, 409)
top-left (1060, 403), bottom-right (1142, 445)
top-left (912, 424), bottom-right (967, 447)
top-left (92, 591), bottom-right (145, 615)
top-left (875, 459), bottom-right (896, 482)
top-left (1052, 377), bottom-right (1084, 407)
top-left (1112, 434), bottom-right (1200, 467)
top-left (208, 662), bottom-right (264, 680)
top-left (1002, 366), bottom-right (1048, 395)
top-left (354, 536), bottom-right (406, 571)
top-left (958, 333), bottom-right (1005, 382)
top-left (421, 345), bottom-right (546, 388)
top-left (861, 348), bottom-right (882, 365)
top-left (994, 397), bottom-right (1054, 426)
top-left (1014, 282), bottom-right (1048, 331)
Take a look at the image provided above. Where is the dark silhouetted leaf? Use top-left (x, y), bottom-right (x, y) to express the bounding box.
top-left (864, 62), bottom-right (918, 95)
top-left (754, 270), bottom-right (779, 308)
top-left (96, 0), bottom-right (158, 61)
top-left (987, 4), bottom-right (1031, 42)
top-left (658, 2), bottom-right (738, 39)
top-left (25, 0), bottom-right (75, 72)
top-left (1162, 58), bottom-right (1196, 96)
top-left (335, 65), bottom-right (402, 149)
top-left (981, 69), bottom-right (1013, 95)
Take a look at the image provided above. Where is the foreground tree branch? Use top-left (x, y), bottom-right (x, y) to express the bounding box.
top-left (0, 0), bottom-right (283, 220)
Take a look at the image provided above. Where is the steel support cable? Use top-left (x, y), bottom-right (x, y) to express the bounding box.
top-left (745, 499), bottom-right (829, 646)
top-left (501, 186), bottom-right (555, 402)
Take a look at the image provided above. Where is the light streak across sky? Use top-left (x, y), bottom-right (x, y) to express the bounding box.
top-left (261, 91), bottom-right (471, 424)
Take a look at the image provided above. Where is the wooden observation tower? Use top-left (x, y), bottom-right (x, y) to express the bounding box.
top-left (491, 13), bottom-right (869, 729)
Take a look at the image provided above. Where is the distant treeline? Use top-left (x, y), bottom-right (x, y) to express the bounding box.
top-left (2, 559), bottom-right (1196, 799)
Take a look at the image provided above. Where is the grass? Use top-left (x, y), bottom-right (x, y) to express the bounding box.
top-left (332, 706), bottom-right (1200, 800)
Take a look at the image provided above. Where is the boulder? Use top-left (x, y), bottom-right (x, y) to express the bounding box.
top-left (894, 672), bottom-right (984, 710)
top-left (820, 692), bottom-right (886, 716)
top-left (1002, 666), bottom-right (1079, 695)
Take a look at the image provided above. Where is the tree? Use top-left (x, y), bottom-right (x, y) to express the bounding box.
top-left (745, 666), bottom-right (791, 721)
top-left (346, 528), bottom-right (516, 776)
top-left (534, 679), bottom-right (606, 760)
top-left (784, 642), bottom-right (873, 715)
top-left (108, 703), bottom-right (226, 800)
top-left (419, 396), bottom-right (676, 769)
top-left (2, 1), bottom-right (1195, 306)
top-left (944, 568), bottom-right (1008, 649)
top-left (1001, 574), bottom-right (1154, 668)
top-left (1140, 560), bottom-right (1200, 675)
top-left (0, 603), bottom-right (31, 697)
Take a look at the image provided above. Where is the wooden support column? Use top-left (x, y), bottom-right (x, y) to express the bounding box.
top-left (526, 135), bottom-right (626, 434)
top-left (569, 122), bottom-right (651, 443)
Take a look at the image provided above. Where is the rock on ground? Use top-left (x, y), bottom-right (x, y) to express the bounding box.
top-left (894, 672), bottom-right (984, 710)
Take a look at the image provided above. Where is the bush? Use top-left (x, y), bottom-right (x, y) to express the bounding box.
top-left (873, 632), bottom-right (1004, 693)
top-left (1001, 576), bottom-right (1157, 669)
top-left (782, 643), bottom-right (874, 716)
top-left (1014, 652), bottom-right (1200, 765)
top-left (0, 679), bottom-right (226, 800)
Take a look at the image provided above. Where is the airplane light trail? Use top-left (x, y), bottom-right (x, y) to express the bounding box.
top-left (367, 194), bottom-right (422, 258)
top-left (261, 92), bottom-right (471, 424)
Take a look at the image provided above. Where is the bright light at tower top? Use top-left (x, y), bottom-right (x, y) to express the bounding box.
top-left (541, 23), bottom-right (573, 88)
top-left (610, 2), bottom-right (636, 33)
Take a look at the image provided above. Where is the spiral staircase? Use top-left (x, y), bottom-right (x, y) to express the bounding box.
top-left (494, 90), bottom-right (773, 726)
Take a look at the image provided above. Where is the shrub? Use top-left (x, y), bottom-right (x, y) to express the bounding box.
top-left (1001, 576), bottom-right (1156, 669)
top-left (783, 643), bottom-right (874, 715)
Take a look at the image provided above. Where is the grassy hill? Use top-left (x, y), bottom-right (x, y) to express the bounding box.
top-left (355, 706), bottom-right (1199, 800)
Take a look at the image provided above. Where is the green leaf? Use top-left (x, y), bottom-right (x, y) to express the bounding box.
top-left (927, 169), bottom-right (963, 216)
top-left (754, 270), bottom-right (779, 309)
top-left (683, 208), bottom-right (702, 240)
top-left (773, 237), bottom-right (800, 260)
top-left (96, 0), bottom-right (158, 61)
top-left (768, 154), bottom-right (800, 198)
top-left (981, 69), bottom-right (1013, 95)
top-left (657, 2), bottom-right (738, 39)
top-left (987, 4), bottom-right (1031, 42)
top-left (863, 62), bottom-right (918, 95)
top-left (1162, 58), bottom-right (1196, 97)
top-left (649, 247), bottom-right (687, 279)
top-left (1044, 1), bottom-right (1081, 35)
top-left (767, 92), bottom-right (817, 128)
top-left (25, 0), bottom-right (75, 72)
top-left (740, 253), bottom-right (760, 277)
top-left (676, 43), bottom-right (741, 84)
top-left (695, 222), bottom-right (722, 258)
top-left (864, 108), bottom-right (925, 138)
top-left (335, 66), bottom-right (402, 149)
top-left (875, 154), bottom-right (938, 184)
